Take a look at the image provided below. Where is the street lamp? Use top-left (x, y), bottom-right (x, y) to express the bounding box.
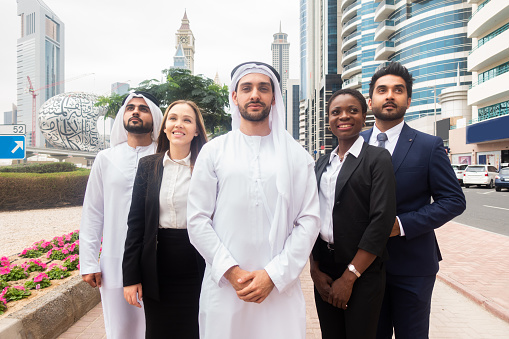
top-left (428, 84), bottom-right (437, 136)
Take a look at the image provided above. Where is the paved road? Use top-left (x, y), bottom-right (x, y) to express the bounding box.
top-left (454, 187), bottom-right (509, 236)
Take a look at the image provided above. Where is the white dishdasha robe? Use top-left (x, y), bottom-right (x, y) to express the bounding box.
top-left (80, 142), bottom-right (155, 339)
top-left (79, 92), bottom-right (162, 339)
top-left (187, 129), bottom-right (320, 339)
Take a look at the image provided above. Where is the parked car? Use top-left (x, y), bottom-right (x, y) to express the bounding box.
top-left (463, 165), bottom-right (499, 188)
top-left (495, 167), bottom-right (509, 191)
top-left (451, 164), bottom-right (468, 185)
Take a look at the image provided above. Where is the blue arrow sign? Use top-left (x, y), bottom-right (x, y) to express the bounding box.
top-left (0, 135), bottom-right (26, 160)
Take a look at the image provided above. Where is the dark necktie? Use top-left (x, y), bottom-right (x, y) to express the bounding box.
top-left (377, 132), bottom-right (388, 148)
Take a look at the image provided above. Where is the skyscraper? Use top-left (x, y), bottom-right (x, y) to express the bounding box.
top-left (447, 0), bottom-right (509, 167)
top-left (271, 23), bottom-right (290, 105)
top-left (299, 1), bottom-right (341, 157)
top-left (175, 11), bottom-right (195, 74)
top-left (340, 0), bottom-right (472, 134)
top-left (17, 0), bottom-right (65, 148)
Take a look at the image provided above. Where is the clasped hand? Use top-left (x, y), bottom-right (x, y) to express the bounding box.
top-left (311, 266), bottom-right (353, 310)
top-left (224, 266), bottom-right (274, 304)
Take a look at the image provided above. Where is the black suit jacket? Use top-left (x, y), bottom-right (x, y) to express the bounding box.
top-left (361, 124), bottom-right (466, 276)
top-left (122, 153), bottom-right (165, 300)
top-left (312, 142), bottom-right (397, 265)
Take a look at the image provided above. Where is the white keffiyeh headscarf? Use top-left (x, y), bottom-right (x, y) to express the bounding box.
top-left (229, 63), bottom-right (313, 256)
top-left (109, 92), bottom-right (163, 147)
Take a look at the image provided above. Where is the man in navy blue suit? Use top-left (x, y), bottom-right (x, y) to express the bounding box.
top-left (360, 62), bottom-right (466, 339)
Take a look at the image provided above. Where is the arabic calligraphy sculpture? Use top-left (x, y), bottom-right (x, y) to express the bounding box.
top-left (39, 92), bottom-right (106, 151)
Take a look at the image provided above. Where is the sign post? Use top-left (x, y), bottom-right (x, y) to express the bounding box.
top-left (0, 125), bottom-right (26, 160)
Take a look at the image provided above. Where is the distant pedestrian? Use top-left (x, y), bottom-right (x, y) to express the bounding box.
top-left (360, 62), bottom-right (466, 338)
top-left (311, 88), bottom-right (397, 339)
top-left (79, 91), bottom-right (163, 339)
top-left (122, 100), bottom-right (207, 338)
top-left (187, 61), bottom-right (321, 339)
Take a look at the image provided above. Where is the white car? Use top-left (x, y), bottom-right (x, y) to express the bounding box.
top-left (451, 164), bottom-right (468, 185)
top-left (463, 165), bottom-right (499, 188)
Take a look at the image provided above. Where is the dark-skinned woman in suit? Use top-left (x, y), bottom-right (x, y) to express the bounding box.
top-left (310, 88), bottom-right (397, 339)
top-left (122, 100), bottom-right (208, 338)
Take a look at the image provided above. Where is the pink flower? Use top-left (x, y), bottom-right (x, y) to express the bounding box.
top-left (36, 284), bottom-right (41, 290)
top-left (34, 273), bottom-right (48, 283)
top-left (0, 256), bottom-right (9, 266)
top-left (0, 266), bottom-right (11, 275)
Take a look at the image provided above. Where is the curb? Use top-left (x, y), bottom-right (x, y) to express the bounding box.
top-left (0, 275), bottom-right (100, 339)
top-left (437, 273), bottom-right (509, 323)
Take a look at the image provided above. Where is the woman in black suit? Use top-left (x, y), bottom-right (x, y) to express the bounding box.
top-left (310, 89), bottom-right (397, 339)
top-left (122, 100), bottom-right (208, 338)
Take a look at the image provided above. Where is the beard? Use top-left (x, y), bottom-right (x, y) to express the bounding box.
top-left (124, 118), bottom-right (153, 134)
top-left (238, 101), bottom-right (271, 122)
top-left (372, 102), bottom-right (407, 121)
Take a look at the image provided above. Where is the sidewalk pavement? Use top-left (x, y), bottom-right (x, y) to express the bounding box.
top-left (58, 221), bottom-right (509, 338)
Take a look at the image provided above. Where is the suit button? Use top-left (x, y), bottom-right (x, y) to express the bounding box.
top-left (336, 201), bottom-right (340, 205)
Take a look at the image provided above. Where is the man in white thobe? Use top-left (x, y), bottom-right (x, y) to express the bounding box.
top-left (187, 62), bottom-right (321, 339)
top-left (79, 91), bottom-right (163, 339)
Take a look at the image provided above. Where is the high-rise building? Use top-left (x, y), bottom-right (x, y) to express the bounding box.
top-left (341, 0), bottom-right (472, 134)
top-left (111, 82), bottom-right (129, 96)
top-left (175, 11), bottom-right (195, 74)
top-left (4, 104), bottom-right (17, 125)
top-left (448, 0), bottom-right (509, 167)
top-left (285, 79), bottom-right (300, 140)
top-left (299, 0), bottom-right (341, 158)
top-left (271, 23), bottom-right (290, 105)
top-left (17, 0), bottom-right (65, 148)
top-left (301, 0), bottom-right (473, 158)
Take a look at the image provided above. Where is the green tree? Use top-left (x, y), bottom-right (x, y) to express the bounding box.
top-left (96, 69), bottom-right (231, 136)
top-left (136, 68), bottom-right (230, 135)
top-left (94, 93), bottom-right (126, 119)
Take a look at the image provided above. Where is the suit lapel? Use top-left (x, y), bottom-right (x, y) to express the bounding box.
top-left (392, 123), bottom-right (416, 173)
top-left (315, 156), bottom-right (329, 190)
top-left (335, 143), bottom-right (367, 201)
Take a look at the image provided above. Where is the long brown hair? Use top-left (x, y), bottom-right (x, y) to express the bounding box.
top-left (156, 100), bottom-right (208, 169)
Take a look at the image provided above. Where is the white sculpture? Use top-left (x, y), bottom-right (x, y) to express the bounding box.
top-left (39, 92), bottom-right (106, 151)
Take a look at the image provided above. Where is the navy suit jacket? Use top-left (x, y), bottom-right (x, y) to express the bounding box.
top-left (361, 123), bottom-right (466, 276)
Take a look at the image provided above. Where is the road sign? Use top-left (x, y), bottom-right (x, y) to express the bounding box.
top-left (0, 124), bottom-right (26, 135)
top-left (0, 135), bottom-right (26, 160)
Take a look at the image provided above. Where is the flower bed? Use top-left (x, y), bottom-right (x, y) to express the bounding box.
top-left (0, 230), bottom-right (81, 315)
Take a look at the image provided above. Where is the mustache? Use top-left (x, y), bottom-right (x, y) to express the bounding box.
top-left (128, 117), bottom-right (143, 123)
top-left (383, 102), bottom-right (397, 108)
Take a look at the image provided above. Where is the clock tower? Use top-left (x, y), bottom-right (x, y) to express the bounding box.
top-left (175, 11), bottom-right (195, 74)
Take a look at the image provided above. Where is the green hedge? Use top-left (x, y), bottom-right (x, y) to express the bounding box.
top-left (0, 169), bottom-right (90, 211)
top-left (0, 162), bottom-right (77, 173)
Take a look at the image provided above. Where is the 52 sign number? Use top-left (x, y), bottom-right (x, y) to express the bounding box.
top-left (13, 125), bottom-right (25, 134)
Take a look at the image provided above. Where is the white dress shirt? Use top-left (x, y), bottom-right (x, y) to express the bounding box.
top-left (368, 120), bottom-right (404, 156)
top-left (368, 121), bottom-right (405, 236)
top-left (319, 136), bottom-right (364, 244)
top-left (159, 151), bottom-right (192, 229)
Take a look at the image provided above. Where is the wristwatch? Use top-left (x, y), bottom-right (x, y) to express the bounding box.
top-left (348, 264), bottom-right (361, 278)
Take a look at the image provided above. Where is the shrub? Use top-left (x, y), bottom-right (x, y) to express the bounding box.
top-left (20, 246), bottom-right (43, 259)
top-left (62, 255), bottom-right (80, 271)
top-left (0, 169), bottom-right (89, 211)
top-left (0, 286), bottom-right (31, 302)
top-left (0, 297), bottom-right (6, 315)
top-left (21, 259), bottom-right (47, 273)
top-left (46, 264), bottom-right (71, 280)
top-left (0, 265), bottom-right (28, 281)
top-left (0, 162), bottom-right (77, 173)
top-left (24, 273), bottom-right (51, 290)
top-left (0, 280), bottom-right (9, 290)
